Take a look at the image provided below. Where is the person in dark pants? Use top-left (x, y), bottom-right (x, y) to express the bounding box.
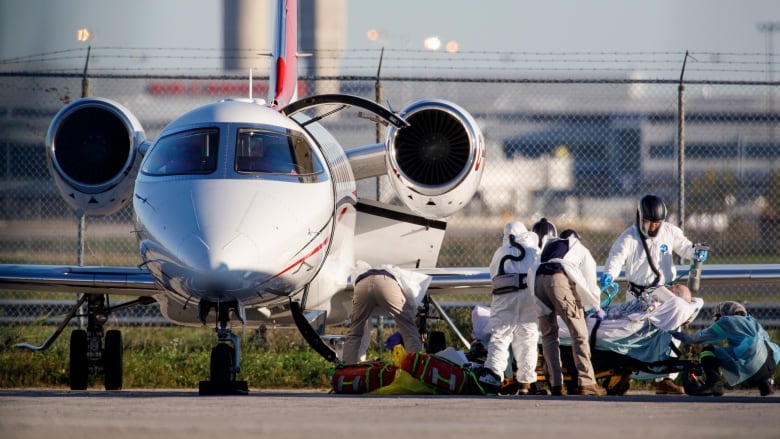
top-left (342, 264), bottom-right (431, 364)
top-left (534, 229), bottom-right (606, 396)
top-left (673, 301), bottom-right (780, 396)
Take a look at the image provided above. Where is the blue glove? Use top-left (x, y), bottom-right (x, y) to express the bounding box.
top-left (592, 309), bottom-right (606, 321)
top-left (694, 243), bottom-right (709, 262)
top-left (384, 331), bottom-right (403, 349)
top-left (671, 331), bottom-right (686, 341)
top-left (599, 273), bottom-right (613, 289)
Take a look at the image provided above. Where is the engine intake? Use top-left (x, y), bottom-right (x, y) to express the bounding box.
top-left (46, 97), bottom-right (146, 216)
top-left (386, 100), bottom-right (484, 218)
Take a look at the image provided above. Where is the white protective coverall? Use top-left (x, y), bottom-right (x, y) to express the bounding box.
top-left (603, 222), bottom-right (696, 297)
top-left (602, 221), bottom-right (696, 384)
top-left (484, 222), bottom-right (540, 383)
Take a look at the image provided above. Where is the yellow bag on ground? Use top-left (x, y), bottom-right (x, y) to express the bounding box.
top-left (369, 345), bottom-right (435, 395)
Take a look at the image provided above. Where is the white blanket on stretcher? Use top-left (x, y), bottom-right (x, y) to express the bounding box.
top-left (472, 287), bottom-right (703, 363)
top-left (558, 286), bottom-right (703, 362)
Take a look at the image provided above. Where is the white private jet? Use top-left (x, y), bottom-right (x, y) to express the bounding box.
top-left (0, 0), bottom-right (489, 394)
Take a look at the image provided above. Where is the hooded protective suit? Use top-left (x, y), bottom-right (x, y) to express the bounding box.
top-left (484, 222), bottom-right (540, 384)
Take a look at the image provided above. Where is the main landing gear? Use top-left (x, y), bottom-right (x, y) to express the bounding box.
top-left (197, 299), bottom-right (249, 395)
top-left (16, 293), bottom-right (154, 391)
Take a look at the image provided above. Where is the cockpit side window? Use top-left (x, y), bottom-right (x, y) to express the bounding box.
top-left (142, 129), bottom-right (219, 175)
top-left (235, 128), bottom-right (324, 177)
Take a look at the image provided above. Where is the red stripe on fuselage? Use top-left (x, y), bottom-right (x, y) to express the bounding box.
top-left (337, 206), bottom-right (348, 222)
top-left (273, 235), bottom-right (330, 279)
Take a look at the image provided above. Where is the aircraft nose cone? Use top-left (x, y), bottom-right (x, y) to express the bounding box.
top-left (176, 234), bottom-right (260, 293)
top-left (178, 233), bottom-right (259, 271)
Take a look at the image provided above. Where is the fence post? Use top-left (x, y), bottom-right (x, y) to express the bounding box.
top-left (677, 51), bottom-right (689, 244)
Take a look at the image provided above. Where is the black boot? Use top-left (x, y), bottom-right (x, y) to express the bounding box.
top-left (696, 352), bottom-right (724, 396)
top-left (757, 378), bottom-right (775, 396)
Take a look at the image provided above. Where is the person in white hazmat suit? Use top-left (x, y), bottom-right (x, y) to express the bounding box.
top-left (482, 222), bottom-right (541, 395)
top-left (600, 194), bottom-right (709, 394)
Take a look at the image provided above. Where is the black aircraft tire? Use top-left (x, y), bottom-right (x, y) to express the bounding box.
top-left (210, 343), bottom-right (235, 384)
top-left (69, 329), bottom-right (88, 390)
top-left (104, 330), bottom-right (123, 391)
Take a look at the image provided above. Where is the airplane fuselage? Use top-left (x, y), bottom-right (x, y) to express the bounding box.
top-left (133, 99), bottom-right (357, 326)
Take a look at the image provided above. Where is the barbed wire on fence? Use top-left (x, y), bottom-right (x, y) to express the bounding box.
top-left (2, 48), bottom-right (777, 81)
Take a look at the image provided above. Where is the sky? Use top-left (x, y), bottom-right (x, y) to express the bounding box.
top-left (1, 0), bottom-right (779, 78)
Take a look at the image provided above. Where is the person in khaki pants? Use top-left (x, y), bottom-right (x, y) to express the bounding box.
top-left (534, 229), bottom-right (606, 396)
top-left (342, 264), bottom-right (431, 364)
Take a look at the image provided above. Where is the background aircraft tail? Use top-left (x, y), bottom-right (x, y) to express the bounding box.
top-left (270, 0), bottom-right (299, 108)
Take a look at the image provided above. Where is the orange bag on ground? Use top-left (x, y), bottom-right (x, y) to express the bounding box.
top-left (329, 361), bottom-right (397, 394)
top-left (401, 352), bottom-right (469, 394)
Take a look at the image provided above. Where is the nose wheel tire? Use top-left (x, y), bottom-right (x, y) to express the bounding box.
top-left (199, 342), bottom-right (248, 395)
top-left (210, 343), bottom-right (235, 384)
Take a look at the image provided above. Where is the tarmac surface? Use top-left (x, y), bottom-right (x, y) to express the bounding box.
top-left (0, 388), bottom-right (778, 439)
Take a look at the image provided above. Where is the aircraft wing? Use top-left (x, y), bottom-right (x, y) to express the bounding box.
top-left (1, 263), bottom-right (776, 298)
top-left (675, 263), bottom-right (780, 283)
top-left (0, 264), bottom-right (160, 297)
top-left (420, 267), bottom-right (492, 295)
top-left (415, 263), bottom-right (780, 297)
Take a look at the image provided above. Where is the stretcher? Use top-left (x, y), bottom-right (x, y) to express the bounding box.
top-left (537, 285), bottom-right (704, 395)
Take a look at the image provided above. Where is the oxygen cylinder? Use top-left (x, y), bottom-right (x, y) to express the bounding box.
top-left (688, 260), bottom-right (702, 294)
top-left (688, 243), bottom-right (709, 295)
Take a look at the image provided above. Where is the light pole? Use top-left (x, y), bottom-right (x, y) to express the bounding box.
top-left (757, 22), bottom-right (780, 146)
top-left (757, 22), bottom-right (780, 82)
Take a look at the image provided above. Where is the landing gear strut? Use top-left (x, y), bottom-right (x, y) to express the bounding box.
top-left (17, 293), bottom-right (152, 390)
top-left (68, 294), bottom-right (126, 390)
top-left (198, 300), bottom-right (248, 395)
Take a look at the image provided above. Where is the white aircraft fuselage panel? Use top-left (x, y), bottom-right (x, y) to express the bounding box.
top-left (134, 177), bottom-right (334, 304)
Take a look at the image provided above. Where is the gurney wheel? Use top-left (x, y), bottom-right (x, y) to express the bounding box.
top-left (605, 374), bottom-right (631, 396)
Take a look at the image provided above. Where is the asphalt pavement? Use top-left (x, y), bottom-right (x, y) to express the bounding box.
top-left (0, 388), bottom-right (777, 439)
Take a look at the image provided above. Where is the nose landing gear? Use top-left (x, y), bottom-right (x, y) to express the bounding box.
top-left (198, 299), bottom-right (249, 395)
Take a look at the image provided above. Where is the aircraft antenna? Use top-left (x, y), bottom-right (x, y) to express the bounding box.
top-left (81, 45), bottom-right (91, 98)
top-left (374, 47), bottom-right (385, 144)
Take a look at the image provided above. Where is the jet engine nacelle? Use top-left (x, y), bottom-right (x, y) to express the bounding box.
top-left (46, 97), bottom-right (147, 216)
top-left (386, 99), bottom-right (485, 218)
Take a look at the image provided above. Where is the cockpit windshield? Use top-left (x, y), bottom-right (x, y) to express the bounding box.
top-left (235, 128), bottom-right (324, 177)
top-left (142, 129), bottom-right (219, 175)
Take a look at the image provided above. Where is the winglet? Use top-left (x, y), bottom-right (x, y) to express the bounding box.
top-left (270, 0), bottom-right (299, 109)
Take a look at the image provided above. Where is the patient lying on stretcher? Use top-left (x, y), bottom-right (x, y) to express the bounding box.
top-left (558, 283), bottom-right (703, 363)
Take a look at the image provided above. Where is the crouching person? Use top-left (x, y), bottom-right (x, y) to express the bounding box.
top-left (482, 222), bottom-right (540, 395)
top-left (673, 301), bottom-right (780, 396)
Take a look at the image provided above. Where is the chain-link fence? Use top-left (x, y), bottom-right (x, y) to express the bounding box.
top-left (1, 69), bottom-right (779, 329)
